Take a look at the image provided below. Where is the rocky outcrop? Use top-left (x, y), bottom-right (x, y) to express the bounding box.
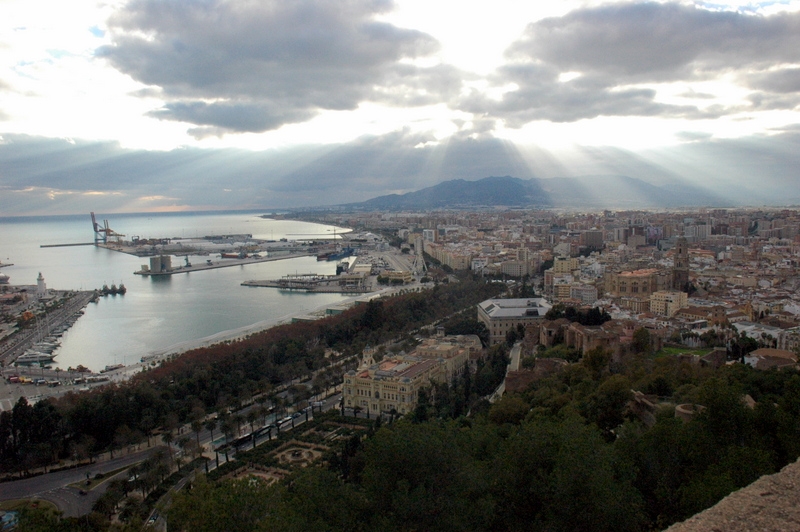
top-left (666, 459), bottom-right (800, 532)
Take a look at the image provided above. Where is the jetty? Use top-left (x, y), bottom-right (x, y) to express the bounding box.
top-left (134, 251), bottom-right (314, 276)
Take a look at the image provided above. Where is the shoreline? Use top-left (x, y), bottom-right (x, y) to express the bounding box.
top-left (102, 285), bottom-right (410, 383)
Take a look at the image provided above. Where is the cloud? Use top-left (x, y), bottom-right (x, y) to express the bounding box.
top-left (675, 131), bottom-right (713, 142)
top-left (4, 126), bottom-right (800, 216)
top-left (464, 2), bottom-right (800, 124)
top-left (148, 101), bottom-right (317, 136)
top-left (99, 0), bottom-right (460, 134)
top-left (508, 3), bottom-right (800, 82)
top-left (747, 67), bottom-right (800, 94)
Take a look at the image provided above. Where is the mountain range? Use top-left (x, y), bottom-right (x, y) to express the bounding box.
top-left (345, 175), bottom-right (724, 210)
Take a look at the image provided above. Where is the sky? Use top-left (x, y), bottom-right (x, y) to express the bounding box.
top-left (2, 0), bottom-right (800, 215)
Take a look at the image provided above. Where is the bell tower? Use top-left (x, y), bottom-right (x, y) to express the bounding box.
top-left (672, 236), bottom-right (689, 291)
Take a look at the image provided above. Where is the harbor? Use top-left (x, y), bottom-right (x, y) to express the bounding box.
top-left (0, 211), bottom-right (363, 373)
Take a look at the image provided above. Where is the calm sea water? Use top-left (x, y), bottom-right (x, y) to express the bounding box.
top-left (0, 211), bottom-right (352, 371)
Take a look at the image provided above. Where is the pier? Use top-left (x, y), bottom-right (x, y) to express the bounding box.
top-left (134, 251), bottom-right (314, 276)
top-left (40, 242), bottom-right (96, 248)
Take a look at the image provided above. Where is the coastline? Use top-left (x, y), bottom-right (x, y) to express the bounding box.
top-left (103, 285), bottom-right (408, 383)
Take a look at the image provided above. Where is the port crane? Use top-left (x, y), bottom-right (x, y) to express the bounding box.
top-left (91, 212), bottom-right (125, 244)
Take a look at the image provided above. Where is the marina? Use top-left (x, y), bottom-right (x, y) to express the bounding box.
top-left (0, 289), bottom-right (96, 368)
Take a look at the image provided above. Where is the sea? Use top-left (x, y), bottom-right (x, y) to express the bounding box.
top-left (0, 211), bottom-right (355, 372)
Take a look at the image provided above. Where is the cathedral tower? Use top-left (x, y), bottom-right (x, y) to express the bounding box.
top-left (672, 237), bottom-right (689, 291)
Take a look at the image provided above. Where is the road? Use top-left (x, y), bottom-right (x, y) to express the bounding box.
top-left (0, 447), bottom-right (164, 517)
top-left (509, 341), bottom-right (522, 371)
top-left (489, 341), bottom-right (521, 403)
top-left (0, 368), bottom-right (109, 412)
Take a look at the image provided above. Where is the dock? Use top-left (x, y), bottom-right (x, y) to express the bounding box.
top-left (134, 251), bottom-right (314, 276)
top-left (40, 242), bottom-right (96, 248)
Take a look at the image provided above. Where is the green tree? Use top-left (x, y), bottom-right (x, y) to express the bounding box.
top-left (491, 416), bottom-right (645, 532)
top-left (580, 375), bottom-right (633, 438)
top-left (632, 327), bottom-right (652, 356)
top-left (169, 476), bottom-right (274, 532)
top-left (488, 396), bottom-right (529, 425)
top-left (582, 346), bottom-right (612, 380)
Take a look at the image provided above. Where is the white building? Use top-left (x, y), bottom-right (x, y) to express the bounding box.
top-left (36, 272), bottom-right (47, 297)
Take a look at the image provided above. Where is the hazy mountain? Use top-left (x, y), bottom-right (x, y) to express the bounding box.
top-left (346, 175), bottom-right (724, 210)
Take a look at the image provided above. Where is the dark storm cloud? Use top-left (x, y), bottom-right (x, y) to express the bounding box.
top-left (99, 0), bottom-right (460, 133)
top-left (467, 2), bottom-right (800, 124)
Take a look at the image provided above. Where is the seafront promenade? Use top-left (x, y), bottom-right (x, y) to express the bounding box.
top-left (0, 282), bottom-right (422, 412)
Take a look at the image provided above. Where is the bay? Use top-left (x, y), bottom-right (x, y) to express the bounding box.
top-left (0, 211), bottom-right (354, 371)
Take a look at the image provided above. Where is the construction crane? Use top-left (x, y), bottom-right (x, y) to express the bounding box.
top-left (91, 212), bottom-right (125, 244)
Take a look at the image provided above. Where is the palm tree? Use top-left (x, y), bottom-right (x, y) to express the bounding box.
top-left (205, 418), bottom-right (218, 445)
top-left (258, 405), bottom-right (270, 427)
top-left (191, 419), bottom-right (204, 456)
top-left (233, 413), bottom-right (244, 437)
top-left (247, 410), bottom-right (258, 434)
top-left (162, 431), bottom-right (175, 470)
top-left (220, 420), bottom-right (234, 462)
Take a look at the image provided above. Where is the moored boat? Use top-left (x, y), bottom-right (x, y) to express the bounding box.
top-left (16, 352), bottom-right (56, 364)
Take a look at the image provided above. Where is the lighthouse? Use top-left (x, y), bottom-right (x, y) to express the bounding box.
top-left (36, 272), bottom-right (47, 297)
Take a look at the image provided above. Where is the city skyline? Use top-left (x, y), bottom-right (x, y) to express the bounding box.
top-left (2, 0), bottom-right (800, 215)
